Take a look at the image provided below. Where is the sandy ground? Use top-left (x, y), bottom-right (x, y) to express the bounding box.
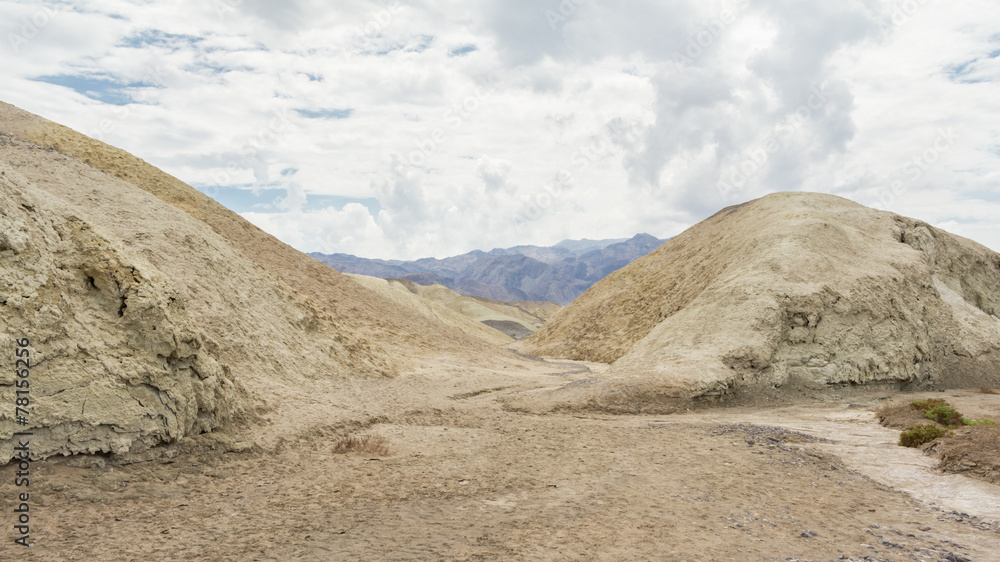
top-left (3, 359), bottom-right (999, 561)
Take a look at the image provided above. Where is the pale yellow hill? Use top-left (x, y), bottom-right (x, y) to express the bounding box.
top-left (519, 192), bottom-right (1000, 412)
top-left (0, 101), bottom-right (514, 364)
top-left (0, 101), bottom-right (528, 462)
top-left (393, 279), bottom-right (551, 327)
top-left (503, 300), bottom-right (562, 323)
top-left (345, 274), bottom-right (513, 346)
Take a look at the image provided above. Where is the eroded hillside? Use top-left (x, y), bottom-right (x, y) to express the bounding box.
top-left (520, 193), bottom-right (1000, 412)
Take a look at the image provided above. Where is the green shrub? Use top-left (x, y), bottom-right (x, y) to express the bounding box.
top-left (899, 424), bottom-right (948, 448)
top-left (922, 404), bottom-right (964, 427)
top-left (909, 398), bottom-right (948, 412)
top-left (909, 399), bottom-right (965, 427)
top-left (902, 398), bottom-right (995, 437)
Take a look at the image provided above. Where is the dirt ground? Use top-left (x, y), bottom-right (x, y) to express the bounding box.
top-left (3, 360), bottom-right (1000, 561)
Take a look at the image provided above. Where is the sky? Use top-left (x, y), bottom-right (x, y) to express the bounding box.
top-left (1, 0), bottom-right (998, 260)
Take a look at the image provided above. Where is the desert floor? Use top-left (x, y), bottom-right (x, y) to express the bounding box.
top-left (3, 358), bottom-right (1000, 561)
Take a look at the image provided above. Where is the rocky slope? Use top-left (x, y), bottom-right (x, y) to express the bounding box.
top-left (519, 192), bottom-right (1000, 412)
top-left (0, 101), bottom-right (526, 462)
top-left (311, 233), bottom-right (665, 305)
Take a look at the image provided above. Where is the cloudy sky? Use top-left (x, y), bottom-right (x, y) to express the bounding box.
top-left (2, 0), bottom-right (998, 259)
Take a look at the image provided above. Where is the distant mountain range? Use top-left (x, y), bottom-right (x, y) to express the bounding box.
top-left (310, 234), bottom-right (666, 305)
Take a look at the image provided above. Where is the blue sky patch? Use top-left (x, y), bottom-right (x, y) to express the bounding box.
top-left (186, 61), bottom-right (256, 76)
top-left (32, 74), bottom-right (152, 105)
top-left (406, 34), bottom-right (434, 53)
top-left (945, 58), bottom-right (989, 83)
top-left (119, 30), bottom-right (203, 50)
top-left (196, 186), bottom-right (381, 214)
top-left (449, 44), bottom-right (478, 57)
top-left (948, 59), bottom-right (975, 76)
top-left (294, 108), bottom-right (354, 119)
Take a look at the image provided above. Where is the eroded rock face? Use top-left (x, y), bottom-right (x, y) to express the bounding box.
top-left (0, 100), bottom-right (528, 464)
top-left (520, 193), bottom-right (1000, 412)
top-left (1, 169), bottom-right (238, 460)
top-left (755, 217), bottom-right (1000, 392)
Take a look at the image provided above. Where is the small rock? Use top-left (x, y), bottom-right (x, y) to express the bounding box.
top-left (879, 537), bottom-right (902, 548)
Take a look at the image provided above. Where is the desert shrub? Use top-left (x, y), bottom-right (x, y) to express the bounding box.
top-left (332, 434), bottom-right (391, 456)
top-left (900, 424), bottom-right (948, 448)
top-left (909, 398), bottom-right (947, 413)
top-left (962, 418), bottom-right (997, 426)
top-left (922, 404), bottom-right (964, 427)
top-left (908, 399), bottom-right (964, 427)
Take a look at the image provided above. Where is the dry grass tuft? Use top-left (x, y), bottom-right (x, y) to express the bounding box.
top-left (876, 401), bottom-right (928, 429)
top-left (332, 434), bottom-right (391, 456)
top-left (876, 401), bottom-right (909, 423)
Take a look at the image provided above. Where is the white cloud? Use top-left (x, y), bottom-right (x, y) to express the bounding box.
top-left (1, 0), bottom-right (998, 259)
top-left (243, 201), bottom-right (385, 255)
top-left (474, 155), bottom-right (512, 191)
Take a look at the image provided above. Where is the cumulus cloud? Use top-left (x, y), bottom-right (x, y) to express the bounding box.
top-left (1, 0), bottom-right (998, 258)
top-left (475, 155), bottom-right (512, 191)
top-left (243, 201), bottom-right (385, 255)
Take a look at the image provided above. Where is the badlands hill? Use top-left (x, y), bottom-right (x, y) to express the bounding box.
top-left (345, 273), bottom-right (562, 345)
top-left (345, 274), bottom-right (560, 341)
top-left (0, 101), bottom-right (526, 463)
top-left (387, 278), bottom-right (561, 337)
top-left (343, 274), bottom-right (515, 345)
top-left (520, 192), bottom-right (1000, 412)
